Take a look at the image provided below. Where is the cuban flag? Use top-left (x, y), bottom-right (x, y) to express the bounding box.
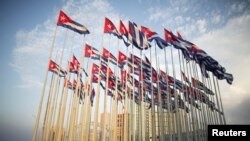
top-left (57, 10), bottom-right (90, 34)
top-left (104, 17), bottom-right (121, 37)
top-left (119, 20), bottom-right (131, 47)
top-left (48, 60), bottom-right (67, 77)
top-left (140, 26), bottom-right (157, 40)
top-left (128, 21), bottom-right (150, 50)
top-left (140, 26), bottom-right (170, 49)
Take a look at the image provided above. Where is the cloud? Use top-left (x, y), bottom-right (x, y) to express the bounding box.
top-left (10, 22), bottom-right (53, 88)
top-left (11, 0), bottom-right (125, 89)
top-left (147, 7), bottom-right (166, 22)
top-left (145, 1), bottom-right (204, 39)
top-left (193, 12), bottom-right (250, 124)
top-left (211, 10), bottom-right (222, 24)
top-left (230, 1), bottom-right (249, 13)
top-left (226, 96), bottom-right (250, 124)
top-left (196, 19), bottom-right (207, 33)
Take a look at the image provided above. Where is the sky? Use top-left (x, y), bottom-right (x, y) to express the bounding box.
top-left (0, 0), bottom-right (250, 140)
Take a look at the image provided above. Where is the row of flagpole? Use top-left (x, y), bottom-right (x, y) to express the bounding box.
top-left (32, 10), bottom-right (231, 141)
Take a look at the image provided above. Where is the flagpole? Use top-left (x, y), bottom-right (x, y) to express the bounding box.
top-left (65, 76), bottom-right (74, 139)
top-left (216, 77), bottom-right (226, 124)
top-left (181, 53), bottom-right (193, 141)
top-left (203, 69), bottom-right (213, 140)
top-left (212, 74), bottom-right (222, 125)
top-left (211, 75), bottom-right (222, 125)
top-left (40, 73), bottom-right (55, 141)
top-left (84, 68), bottom-right (93, 141)
top-left (140, 49), bottom-right (146, 141)
top-left (55, 72), bottom-right (71, 141)
top-left (190, 61), bottom-right (201, 141)
top-left (79, 59), bottom-right (91, 140)
top-left (154, 44), bottom-right (164, 141)
top-left (192, 61), bottom-right (207, 141)
top-left (207, 75), bottom-right (217, 124)
top-left (205, 76), bottom-right (214, 125)
top-left (200, 73), bottom-right (212, 126)
top-left (191, 62), bottom-right (204, 141)
top-left (132, 46), bottom-right (137, 141)
top-left (110, 37), bottom-right (120, 141)
top-left (80, 32), bottom-right (95, 141)
top-left (40, 48), bottom-right (60, 141)
top-left (56, 31), bottom-right (76, 141)
top-left (186, 61), bottom-right (198, 141)
top-left (203, 66), bottom-right (213, 135)
top-left (68, 34), bottom-right (86, 140)
top-left (101, 34), bottom-right (111, 141)
top-left (157, 56), bottom-right (165, 140)
top-left (92, 27), bottom-right (105, 141)
top-left (32, 25), bottom-right (58, 141)
top-left (107, 89), bottom-right (113, 140)
top-left (45, 75), bottom-right (60, 140)
top-left (123, 43), bottom-right (129, 141)
top-left (47, 29), bottom-right (68, 140)
top-left (41, 49), bottom-right (61, 141)
top-left (178, 50), bottom-right (191, 141)
top-left (163, 47), bottom-right (173, 141)
top-left (212, 75), bottom-right (223, 124)
top-left (92, 58), bottom-right (102, 141)
top-left (170, 44), bottom-right (182, 141)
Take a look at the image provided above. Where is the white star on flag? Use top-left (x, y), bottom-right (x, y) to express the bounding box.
top-left (108, 24), bottom-right (112, 29)
top-left (61, 16), bottom-right (66, 21)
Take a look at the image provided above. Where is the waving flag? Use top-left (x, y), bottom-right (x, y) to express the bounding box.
top-left (64, 79), bottom-right (73, 90)
top-left (119, 20), bottom-right (129, 36)
top-left (160, 70), bottom-right (168, 84)
top-left (128, 21), bottom-right (150, 50)
top-left (92, 74), bottom-right (99, 83)
top-left (140, 26), bottom-right (157, 39)
top-left (108, 78), bottom-right (115, 90)
top-left (70, 55), bottom-right (80, 73)
top-left (68, 62), bottom-right (78, 74)
top-left (104, 17), bottom-right (120, 36)
top-left (164, 28), bottom-right (176, 42)
top-left (214, 70), bottom-right (233, 85)
top-left (104, 18), bottom-right (130, 47)
top-left (84, 44), bottom-right (100, 59)
top-left (119, 20), bottom-right (131, 47)
top-left (72, 55), bottom-right (80, 67)
top-left (164, 28), bottom-right (193, 60)
top-left (92, 63), bottom-right (99, 74)
top-left (121, 70), bottom-right (130, 85)
top-left (101, 64), bottom-right (114, 76)
top-left (145, 56), bottom-right (151, 65)
top-left (154, 36), bottom-right (171, 49)
top-left (177, 31), bottom-right (183, 39)
top-left (152, 67), bottom-right (158, 83)
top-left (118, 51), bottom-right (127, 68)
top-left (48, 60), bottom-right (67, 77)
top-left (71, 80), bottom-right (77, 90)
top-left (102, 48), bottom-right (117, 64)
top-left (57, 10), bottom-right (89, 34)
top-left (118, 51), bottom-right (127, 63)
top-left (130, 54), bottom-right (142, 66)
top-left (192, 47), bottom-right (233, 84)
